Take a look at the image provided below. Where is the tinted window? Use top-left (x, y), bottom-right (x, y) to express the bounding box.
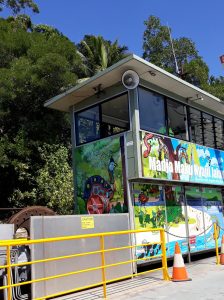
top-left (188, 107), bottom-right (203, 145)
top-left (202, 113), bottom-right (215, 148)
top-left (167, 99), bottom-right (188, 140)
top-left (139, 88), bottom-right (166, 134)
top-left (76, 106), bottom-right (100, 145)
top-left (101, 94), bottom-right (129, 137)
top-left (75, 93), bottom-right (129, 145)
top-left (214, 117), bottom-right (224, 150)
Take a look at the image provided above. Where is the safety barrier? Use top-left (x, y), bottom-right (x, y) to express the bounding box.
top-left (0, 228), bottom-right (170, 300)
top-left (214, 222), bottom-right (224, 265)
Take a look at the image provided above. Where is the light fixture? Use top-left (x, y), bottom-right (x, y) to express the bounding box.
top-left (148, 70), bottom-right (156, 77)
top-left (93, 84), bottom-right (105, 98)
top-left (186, 94), bottom-right (204, 102)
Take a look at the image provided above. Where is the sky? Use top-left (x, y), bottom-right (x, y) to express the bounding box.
top-left (2, 0), bottom-right (224, 77)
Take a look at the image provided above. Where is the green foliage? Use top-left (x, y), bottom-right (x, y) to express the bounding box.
top-left (142, 15), bottom-right (209, 86)
top-left (166, 205), bottom-right (184, 224)
top-left (32, 24), bottom-right (62, 38)
top-left (0, 16), bottom-right (130, 214)
top-left (0, 0), bottom-right (39, 14)
top-left (77, 35), bottom-right (128, 77)
top-left (182, 58), bottom-right (209, 86)
top-left (0, 17), bottom-right (80, 211)
top-left (77, 197), bottom-right (86, 214)
top-left (9, 144), bottom-right (74, 214)
top-left (137, 207), bottom-right (165, 228)
top-left (202, 76), bottom-right (224, 101)
top-left (35, 144), bottom-right (74, 214)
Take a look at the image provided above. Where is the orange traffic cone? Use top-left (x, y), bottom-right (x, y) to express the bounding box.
top-left (172, 242), bottom-right (192, 282)
top-left (220, 235), bottom-right (224, 265)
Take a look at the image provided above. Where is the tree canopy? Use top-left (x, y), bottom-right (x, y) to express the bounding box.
top-left (142, 15), bottom-right (209, 87)
top-left (77, 34), bottom-right (128, 78)
top-left (0, 16), bottom-right (81, 214)
top-left (0, 15), bottom-right (129, 215)
top-left (0, 0), bottom-right (39, 14)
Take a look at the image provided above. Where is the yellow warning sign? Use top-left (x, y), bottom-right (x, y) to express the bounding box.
top-left (81, 216), bottom-right (94, 229)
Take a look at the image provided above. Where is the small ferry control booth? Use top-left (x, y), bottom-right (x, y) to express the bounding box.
top-left (45, 54), bottom-right (224, 262)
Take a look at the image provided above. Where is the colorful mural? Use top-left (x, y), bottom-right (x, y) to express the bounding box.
top-left (186, 187), bottom-right (224, 252)
top-left (133, 184), bottom-right (166, 260)
top-left (141, 131), bottom-right (224, 185)
top-left (74, 136), bottom-right (127, 214)
top-left (133, 183), bottom-right (224, 262)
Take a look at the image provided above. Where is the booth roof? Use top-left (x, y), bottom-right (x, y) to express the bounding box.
top-left (44, 54), bottom-right (224, 117)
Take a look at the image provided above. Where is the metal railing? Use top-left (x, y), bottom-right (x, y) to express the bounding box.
top-left (0, 228), bottom-right (170, 300)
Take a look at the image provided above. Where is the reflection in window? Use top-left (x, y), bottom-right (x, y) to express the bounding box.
top-left (76, 106), bottom-right (100, 145)
top-left (202, 113), bottom-right (215, 148)
top-left (75, 93), bottom-right (129, 145)
top-left (138, 88), bottom-right (166, 134)
top-left (214, 118), bottom-right (224, 150)
top-left (188, 108), bottom-right (203, 145)
top-left (101, 94), bottom-right (129, 138)
top-left (167, 99), bottom-right (188, 140)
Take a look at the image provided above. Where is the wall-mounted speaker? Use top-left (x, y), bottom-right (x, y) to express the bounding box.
top-left (121, 70), bottom-right (139, 90)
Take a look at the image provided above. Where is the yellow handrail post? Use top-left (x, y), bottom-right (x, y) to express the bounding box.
top-left (0, 227), bottom-right (172, 300)
top-left (100, 235), bottom-right (107, 299)
top-left (6, 245), bottom-right (12, 300)
top-left (160, 229), bottom-right (170, 280)
top-left (214, 223), bottom-right (220, 265)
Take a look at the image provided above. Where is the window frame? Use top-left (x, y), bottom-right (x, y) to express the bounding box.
top-left (213, 116), bottom-right (224, 150)
top-left (75, 92), bottom-right (130, 146)
top-left (165, 96), bottom-right (189, 141)
top-left (138, 86), bottom-right (167, 135)
top-left (138, 85), bottom-right (224, 150)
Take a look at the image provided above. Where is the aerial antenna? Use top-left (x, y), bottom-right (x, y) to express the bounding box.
top-left (167, 23), bottom-right (180, 75)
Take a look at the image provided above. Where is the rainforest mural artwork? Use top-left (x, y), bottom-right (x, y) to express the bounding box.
top-left (132, 183), bottom-right (188, 260)
top-left (133, 183), bottom-right (224, 262)
top-left (74, 136), bottom-right (127, 214)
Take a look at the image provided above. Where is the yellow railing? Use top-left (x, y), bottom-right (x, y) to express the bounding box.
top-left (214, 222), bottom-right (220, 265)
top-left (0, 228), bottom-right (170, 300)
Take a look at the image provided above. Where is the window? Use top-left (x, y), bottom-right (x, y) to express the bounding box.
top-left (138, 88), bottom-right (166, 134)
top-left (188, 109), bottom-right (224, 149)
top-left (101, 94), bottom-right (129, 137)
top-left (138, 87), bottom-right (223, 151)
top-left (202, 113), bottom-right (215, 148)
top-left (167, 99), bottom-right (188, 140)
top-left (75, 93), bottom-right (129, 145)
top-left (214, 117), bottom-right (224, 150)
top-left (188, 107), bottom-right (203, 145)
top-left (76, 106), bottom-right (100, 145)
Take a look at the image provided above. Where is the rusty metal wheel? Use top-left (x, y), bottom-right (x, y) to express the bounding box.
top-left (7, 206), bottom-right (56, 235)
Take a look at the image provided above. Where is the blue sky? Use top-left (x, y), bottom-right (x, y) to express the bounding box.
top-left (2, 0), bottom-right (224, 77)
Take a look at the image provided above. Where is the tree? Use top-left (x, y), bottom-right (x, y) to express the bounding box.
top-left (202, 76), bottom-right (224, 101)
top-left (142, 16), bottom-right (209, 86)
top-left (77, 35), bottom-right (128, 78)
top-left (0, 0), bottom-right (39, 14)
top-left (34, 144), bottom-right (74, 214)
top-left (0, 17), bottom-right (81, 211)
top-left (9, 144), bottom-right (74, 215)
top-left (32, 24), bottom-right (62, 38)
top-left (0, 16), bottom-right (130, 214)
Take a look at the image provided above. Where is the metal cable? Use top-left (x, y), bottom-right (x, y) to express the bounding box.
top-left (164, 223), bottom-right (213, 239)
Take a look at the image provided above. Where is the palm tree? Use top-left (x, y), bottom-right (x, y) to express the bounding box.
top-left (77, 35), bottom-right (128, 78)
